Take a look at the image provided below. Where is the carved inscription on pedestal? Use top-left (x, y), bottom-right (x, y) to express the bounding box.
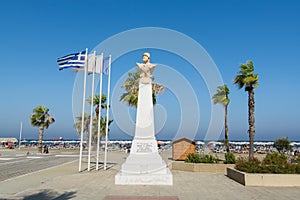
top-left (136, 142), bottom-right (153, 153)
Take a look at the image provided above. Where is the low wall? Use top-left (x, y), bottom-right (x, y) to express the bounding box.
top-left (227, 167), bottom-right (300, 187)
top-left (171, 162), bottom-right (234, 173)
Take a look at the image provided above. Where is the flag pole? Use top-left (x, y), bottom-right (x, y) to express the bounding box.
top-left (104, 55), bottom-right (112, 170)
top-left (19, 122), bottom-right (22, 150)
top-left (96, 53), bottom-right (104, 170)
top-left (79, 48), bottom-right (88, 172)
top-left (87, 51), bottom-right (96, 171)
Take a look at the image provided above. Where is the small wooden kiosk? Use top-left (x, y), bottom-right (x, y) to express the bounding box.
top-left (172, 137), bottom-right (196, 161)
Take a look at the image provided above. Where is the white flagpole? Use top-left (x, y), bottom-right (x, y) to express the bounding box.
top-left (79, 48), bottom-right (88, 172)
top-left (87, 51), bottom-right (96, 171)
top-left (104, 55), bottom-right (112, 170)
top-left (96, 53), bottom-right (104, 171)
top-left (19, 122), bottom-right (22, 150)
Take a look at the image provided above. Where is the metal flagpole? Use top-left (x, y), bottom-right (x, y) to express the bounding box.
top-left (79, 48), bottom-right (88, 172)
top-left (96, 53), bottom-right (104, 170)
top-left (104, 55), bottom-right (112, 170)
top-left (87, 51), bottom-right (96, 171)
top-left (19, 122), bottom-right (22, 150)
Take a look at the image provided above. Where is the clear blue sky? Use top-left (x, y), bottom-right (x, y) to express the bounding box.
top-left (0, 0), bottom-right (299, 141)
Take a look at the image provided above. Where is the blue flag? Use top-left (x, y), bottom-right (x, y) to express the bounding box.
top-left (57, 51), bottom-right (86, 70)
top-left (102, 56), bottom-right (110, 75)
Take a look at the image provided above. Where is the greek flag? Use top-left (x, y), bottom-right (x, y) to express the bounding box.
top-left (57, 51), bottom-right (86, 70)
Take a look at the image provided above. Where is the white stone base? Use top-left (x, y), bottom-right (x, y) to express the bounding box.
top-left (115, 152), bottom-right (173, 185)
top-left (115, 168), bottom-right (173, 185)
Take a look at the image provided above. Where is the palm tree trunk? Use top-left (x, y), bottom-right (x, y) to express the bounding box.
top-left (225, 105), bottom-right (229, 152)
top-left (38, 123), bottom-right (44, 153)
top-left (248, 89), bottom-right (255, 159)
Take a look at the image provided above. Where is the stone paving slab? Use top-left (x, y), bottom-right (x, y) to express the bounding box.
top-left (0, 151), bottom-right (300, 200)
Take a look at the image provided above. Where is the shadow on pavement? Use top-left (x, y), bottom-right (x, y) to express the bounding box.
top-left (80, 162), bottom-right (117, 172)
top-left (23, 189), bottom-right (76, 200)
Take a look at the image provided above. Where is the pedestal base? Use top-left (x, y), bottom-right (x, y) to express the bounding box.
top-left (115, 168), bottom-right (173, 185)
top-left (115, 139), bottom-right (173, 185)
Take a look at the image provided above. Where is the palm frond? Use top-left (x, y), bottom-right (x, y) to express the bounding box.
top-left (30, 105), bottom-right (55, 130)
top-left (234, 60), bottom-right (259, 90)
top-left (212, 84), bottom-right (230, 107)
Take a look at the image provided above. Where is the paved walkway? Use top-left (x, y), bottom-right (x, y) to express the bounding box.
top-left (0, 154), bottom-right (76, 182)
top-left (0, 151), bottom-right (300, 200)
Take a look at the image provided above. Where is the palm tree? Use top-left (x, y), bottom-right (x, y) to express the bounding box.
top-left (74, 113), bottom-right (90, 143)
top-left (75, 94), bottom-right (113, 149)
top-left (92, 117), bottom-right (113, 146)
top-left (87, 94), bottom-right (107, 117)
top-left (120, 69), bottom-right (165, 107)
top-left (120, 70), bottom-right (141, 107)
top-left (212, 84), bottom-right (230, 152)
top-left (88, 94), bottom-right (113, 147)
top-left (233, 60), bottom-right (259, 159)
top-left (30, 106), bottom-right (55, 153)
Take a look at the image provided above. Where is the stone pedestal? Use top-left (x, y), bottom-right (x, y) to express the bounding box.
top-left (115, 81), bottom-right (173, 185)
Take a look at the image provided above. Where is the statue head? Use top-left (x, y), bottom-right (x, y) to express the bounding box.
top-left (142, 52), bottom-right (150, 64)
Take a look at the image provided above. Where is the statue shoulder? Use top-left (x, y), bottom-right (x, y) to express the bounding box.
top-left (136, 62), bottom-right (143, 68)
top-left (150, 63), bottom-right (157, 68)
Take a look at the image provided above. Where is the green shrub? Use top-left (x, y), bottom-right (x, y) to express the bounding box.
top-left (262, 152), bottom-right (291, 174)
top-left (185, 153), bottom-right (219, 163)
top-left (185, 153), bottom-right (201, 163)
top-left (274, 137), bottom-right (291, 153)
top-left (200, 154), bottom-right (219, 163)
top-left (235, 152), bottom-right (300, 174)
top-left (225, 152), bottom-right (236, 164)
top-left (296, 164), bottom-right (300, 174)
top-left (263, 152), bottom-right (287, 166)
top-left (235, 157), bottom-right (262, 173)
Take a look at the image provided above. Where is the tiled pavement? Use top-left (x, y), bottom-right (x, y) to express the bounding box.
top-left (0, 151), bottom-right (300, 200)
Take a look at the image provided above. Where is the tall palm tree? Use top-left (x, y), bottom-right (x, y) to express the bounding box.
top-left (88, 94), bottom-right (113, 146)
top-left (120, 70), bottom-right (141, 107)
top-left (92, 117), bottom-right (113, 146)
top-left (30, 106), bottom-right (55, 153)
top-left (87, 94), bottom-right (107, 117)
top-left (75, 94), bottom-right (113, 149)
top-left (233, 60), bottom-right (259, 159)
top-left (74, 113), bottom-right (90, 142)
top-left (212, 84), bottom-right (230, 152)
top-left (120, 69), bottom-right (164, 107)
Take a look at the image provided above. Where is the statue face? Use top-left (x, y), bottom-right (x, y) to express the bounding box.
top-left (142, 55), bottom-right (149, 63)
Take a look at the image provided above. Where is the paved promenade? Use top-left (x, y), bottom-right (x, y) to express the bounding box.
top-left (0, 150), bottom-right (300, 200)
top-left (0, 153), bottom-right (76, 182)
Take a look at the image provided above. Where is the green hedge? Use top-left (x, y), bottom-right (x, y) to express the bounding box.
top-left (225, 152), bottom-right (236, 164)
top-left (185, 153), bottom-right (219, 163)
top-left (235, 152), bottom-right (300, 174)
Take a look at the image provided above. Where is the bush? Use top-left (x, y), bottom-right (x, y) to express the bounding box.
top-left (262, 152), bottom-right (292, 174)
top-left (235, 157), bottom-right (262, 173)
top-left (185, 153), bottom-right (219, 163)
top-left (263, 152), bottom-right (287, 165)
top-left (274, 137), bottom-right (291, 153)
top-left (200, 154), bottom-right (219, 163)
top-left (296, 164), bottom-right (300, 174)
top-left (185, 153), bottom-right (201, 163)
top-left (235, 152), bottom-right (300, 174)
top-left (225, 152), bottom-right (236, 164)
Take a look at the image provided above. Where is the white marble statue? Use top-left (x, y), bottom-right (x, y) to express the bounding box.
top-left (115, 53), bottom-right (173, 185)
top-left (136, 53), bottom-right (157, 84)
